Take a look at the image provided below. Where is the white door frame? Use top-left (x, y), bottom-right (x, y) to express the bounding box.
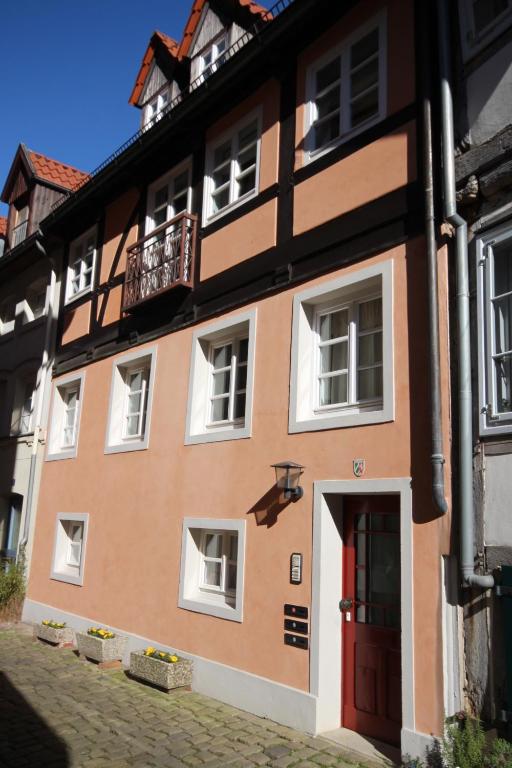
top-left (310, 478), bottom-right (414, 742)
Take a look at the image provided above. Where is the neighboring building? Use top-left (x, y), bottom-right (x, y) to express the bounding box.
top-left (452, 0), bottom-right (512, 726)
top-left (0, 145), bottom-right (88, 571)
top-left (22, 0), bottom-right (455, 759)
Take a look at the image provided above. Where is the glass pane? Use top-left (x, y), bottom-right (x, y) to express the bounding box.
top-left (213, 344), bottom-right (232, 369)
top-left (229, 536), bottom-right (238, 561)
top-left (204, 561), bottom-right (221, 587)
top-left (369, 605), bottom-right (385, 626)
top-left (227, 563), bottom-right (237, 591)
top-left (358, 331), bottom-right (382, 366)
top-left (314, 115), bottom-right (340, 149)
top-left (238, 170), bottom-right (256, 198)
top-left (238, 121), bottom-right (258, 149)
top-left (238, 145), bottom-right (256, 173)
top-left (351, 58), bottom-right (378, 100)
top-left (370, 513), bottom-right (384, 532)
top-left (386, 607), bottom-right (400, 629)
top-left (127, 391), bottom-right (142, 414)
top-left (473, 0), bottom-right (508, 33)
top-left (213, 165), bottom-right (230, 190)
top-left (319, 309), bottom-right (348, 341)
top-left (213, 370), bottom-right (230, 396)
top-left (494, 296), bottom-right (512, 354)
top-left (356, 567), bottom-right (365, 600)
top-left (204, 533), bottom-right (221, 557)
top-left (319, 373), bottom-right (347, 406)
top-left (355, 513), bottom-right (366, 531)
top-left (236, 364), bottom-right (247, 391)
top-left (385, 514), bottom-right (400, 533)
top-left (351, 28), bottom-right (379, 69)
top-left (320, 341), bottom-right (348, 373)
top-left (234, 393), bottom-right (246, 419)
top-left (126, 415), bottom-right (139, 436)
top-left (238, 338), bottom-right (248, 363)
top-left (316, 57), bottom-right (341, 92)
top-left (356, 604), bottom-right (367, 623)
top-left (153, 207), bottom-right (167, 228)
top-left (359, 298), bottom-right (382, 330)
top-left (174, 170), bottom-right (188, 194)
top-left (172, 191), bottom-right (188, 215)
top-left (368, 533), bottom-right (400, 609)
top-left (155, 186), bottom-right (168, 209)
top-left (316, 86), bottom-right (340, 121)
top-left (64, 407), bottom-right (76, 429)
top-left (495, 357), bottom-right (512, 413)
top-left (212, 397), bottom-right (229, 422)
top-left (212, 187), bottom-right (230, 213)
top-left (214, 140), bottom-right (231, 168)
top-left (66, 390), bottom-right (77, 409)
top-left (358, 366), bottom-right (383, 400)
top-left (356, 534), bottom-right (366, 565)
top-left (351, 87), bottom-right (379, 127)
top-left (129, 371), bottom-right (143, 391)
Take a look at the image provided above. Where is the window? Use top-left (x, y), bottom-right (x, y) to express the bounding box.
top-left (24, 278), bottom-right (47, 323)
top-left (185, 310), bottom-right (257, 445)
top-left (198, 33), bottom-right (228, 80)
top-left (179, 518), bottom-right (245, 622)
top-left (66, 227), bottom-right (96, 303)
top-left (146, 161), bottom-right (192, 234)
top-left (305, 14), bottom-right (386, 158)
top-left (477, 226), bottom-right (512, 433)
top-left (51, 513), bottom-right (88, 586)
top-left (105, 347), bottom-right (157, 454)
top-left (0, 297), bottom-right (16, 335)
top-left (289, 261), bottom-right (393, 433)
top-left (460, 0), bottom-right (512, 57)
top-left (11, 205), bottom-right (29, 248)
top-left (142, 87), bottom-right (170, 128)
top-left (0, 495), bottom-right (22, 562)
top-left (11, 373), bottom-right (37, 436)
top-left (47, 373), bottom-right (85, 461)
top-left (204, 113), bottom-right (260, 222)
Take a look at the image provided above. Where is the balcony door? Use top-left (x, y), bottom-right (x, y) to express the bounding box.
top-left (146, 161), bottom-right (192, 236)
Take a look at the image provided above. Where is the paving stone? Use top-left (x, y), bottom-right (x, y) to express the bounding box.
top-left (264, 744), bottom-right (292, 759)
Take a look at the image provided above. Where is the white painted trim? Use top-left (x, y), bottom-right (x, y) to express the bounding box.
top-left (104, 346), bottom-right (157, 454)
top-left (46, 371), bottom-right (86, 461)
top-left (311, 478), bottom-right (414, 742)
top-left (50, 513), bottom-right (89, 587)
top-left (64, 226), bottom-right (97, 306)
top-left (289, 260), bottom-right (394, 433)
top-left (303, 11), bottom-right (387, 164)
top-left (184, 309), bottom-right (257, 445)
top-left (22, 597), bottom-right (317, 733)
top-left (145, 157), bottom-right (193, 236)
top-left (401, 728), bottom-right (436, 762)
top-left (178, 517), bottom-right (246, 622)
top-left (442, 555), bottom-right (462, 718)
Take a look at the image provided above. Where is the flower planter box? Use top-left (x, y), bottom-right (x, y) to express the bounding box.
top-left (34, 623), bottom-right (74, 648)
top-left (130, 651), bottom-right (193, 691)
top-left (76, 632), bottom-right (127, 668)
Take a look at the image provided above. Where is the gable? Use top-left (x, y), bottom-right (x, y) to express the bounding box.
top-left (140, 62), bottom-right (168, 105)
top-left (189, 5), bottom-right (226, 56)
top-left (8, 169), bottom-right (29, 205)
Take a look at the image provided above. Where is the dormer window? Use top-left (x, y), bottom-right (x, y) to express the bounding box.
top-left (199, 33), bottom-right (228, 80)
top-left (142, 86), bottom-right (171, 129)
top-left (11, 205), bottom-right (29, 248)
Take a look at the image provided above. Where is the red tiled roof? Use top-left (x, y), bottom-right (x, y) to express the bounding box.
top-left (129, 30), bottom-right (179, 106)
top-left (0, 217), bottom-right (6, 238)
top-left (178, 0), bottom-right (269, 59)
top-left (28, 151), bottom-right (89, 191)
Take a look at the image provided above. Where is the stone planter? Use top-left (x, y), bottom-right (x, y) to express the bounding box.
top-left (76, 632), bottom-right (127, 667)
top-left (34, 623), bottom-right (74, 647)
top-left (130, 651), bottom-right (193, 691)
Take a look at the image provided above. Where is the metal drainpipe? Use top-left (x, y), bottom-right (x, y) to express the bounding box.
top-left (421, 1), bottom-right (448, 516)
top-left (19, 241), bottom-right (56, 557)
top-left (437, 0), bottom-right (494, 588)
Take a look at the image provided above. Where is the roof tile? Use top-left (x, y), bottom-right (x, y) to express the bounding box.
top-left (0, 216), bottom-right (7, 238)
top-left (129, 30), bottom-right (179, 106)
top-left (28, 151), bottom-right (89, 191)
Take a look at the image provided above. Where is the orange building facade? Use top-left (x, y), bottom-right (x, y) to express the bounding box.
top-left (23, 0), bottom-right (455, 757)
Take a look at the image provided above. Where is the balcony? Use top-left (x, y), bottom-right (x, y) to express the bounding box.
top-left (11, 219), bottom-right (28, 248)
top-left (122, 212), bottom-right (197, 312)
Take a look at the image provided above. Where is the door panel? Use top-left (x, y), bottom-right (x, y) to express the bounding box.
top-left (342, 495), bottom-right (401, 746)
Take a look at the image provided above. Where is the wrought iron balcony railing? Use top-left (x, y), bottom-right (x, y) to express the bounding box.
top-left (122, 212), bottom-right (197, 312)
top-left (11, 220), bottom-right (28, 248)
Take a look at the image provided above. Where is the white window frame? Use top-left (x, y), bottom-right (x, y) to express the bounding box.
top-left (46, 372), bottom-right (85, 461)
top-left (460, 0), bottom-right (512, 59)
top-left (0, 296), bottom-right (16, 336)
top-left (203, 109), bottom-right (262, 225)
top-left (10, 372), bottom-right (37, 436)
top-left (198, 32), bottom-right (228, 80)
top-left (104, 346), bottom-right (157, 454)
top-left (179, 517), bottom-right (245, 622)
top-left (23, 278), bottom-right (48, 324)
top-left (50, 513), bottom-right (88, 586)
top-left (65, 227), bottom-right (97, 304)
top-left (476, 224), bottom-right (512, 434)
top-left (142, 85), bottom-right (171, 129)
top-left (185, 309), bottom-right (257, 445)
top-left (289, 260), bottom-right (394, 433)
top-left (145, 159), bottom-right (193, 235)
top-left (304, 12), bottom-right (387, 162)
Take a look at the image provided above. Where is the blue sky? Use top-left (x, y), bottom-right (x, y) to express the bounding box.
top-left (0, 1), bottom-right (191, 217)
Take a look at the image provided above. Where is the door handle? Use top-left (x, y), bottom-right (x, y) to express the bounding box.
top-left (339, 598), bottom-right (353, 612)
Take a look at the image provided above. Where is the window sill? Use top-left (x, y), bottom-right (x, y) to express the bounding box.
top-left (203, 188), bottom-right (258, 228)
top-left (178, 593), bottom-right (242, 622)
top-left (303, 111), bottom-right (385, 168)
top-left (289, 403), bottom-right (392, 434)
top-left (50, 570), bottom-right (83, 587)
top-left (104, 438), bottom-right (149, 455)
top-left (185, 424), bottom-right (251, 445)
top-left (65, 287), bottom-right (93, 307)
top-left (46, 446), bottom-right (78, 462)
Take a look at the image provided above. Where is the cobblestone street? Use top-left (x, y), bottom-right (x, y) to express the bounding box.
top-left (0, 626), bottom-right (392, 768)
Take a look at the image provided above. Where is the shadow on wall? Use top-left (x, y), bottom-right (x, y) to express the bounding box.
top-left (0, 671), bottom-right (69, 766)
top-left (247, 485), bottom-right (291, 527)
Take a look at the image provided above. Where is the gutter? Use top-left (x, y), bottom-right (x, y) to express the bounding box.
top-left (437, 0), bottom-right (494, 588)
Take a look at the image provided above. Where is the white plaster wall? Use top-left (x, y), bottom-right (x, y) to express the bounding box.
top-left (484, 453), bottom-right (512, 545)
top-left (467, 41), bottom-right (512, 146)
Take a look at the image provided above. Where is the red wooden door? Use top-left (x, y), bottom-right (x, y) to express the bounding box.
top-left (342, 495), bottom-right (401, 746)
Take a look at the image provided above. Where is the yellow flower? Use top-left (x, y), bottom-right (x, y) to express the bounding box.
top-left (42, 620), bottom-right (49, 625)
top-left (159, 652), bottom-right (166, 658)
top-left (170, 655), bottom-right (178, 663)
top-left (145, 647), bottom-right (155, 655)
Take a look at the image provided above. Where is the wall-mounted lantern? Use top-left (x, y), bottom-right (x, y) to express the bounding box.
top-left (271, 460), bottom-right (304, 501)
